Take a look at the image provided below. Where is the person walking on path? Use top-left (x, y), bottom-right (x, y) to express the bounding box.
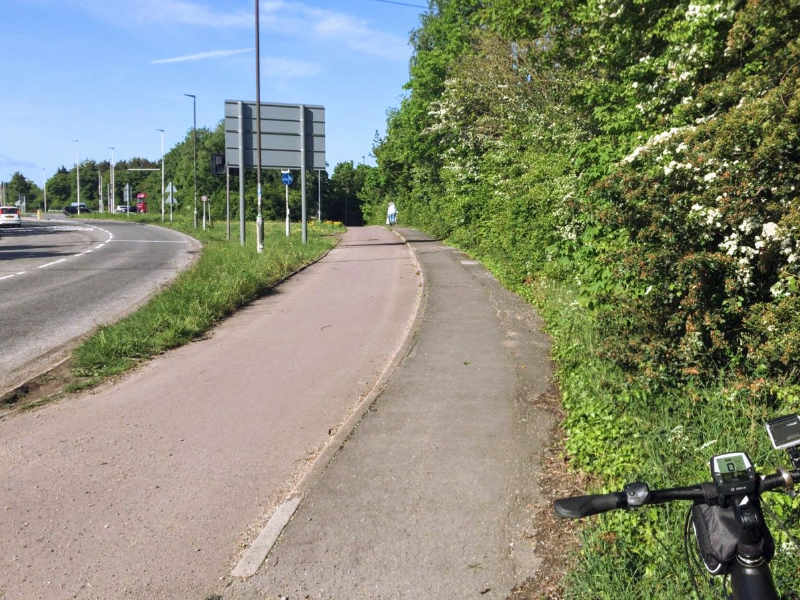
top-left (386, 201), bottom-right (398, 225)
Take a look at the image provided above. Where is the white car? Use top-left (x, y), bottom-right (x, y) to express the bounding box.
top-left (0, 206), bottom-right (21, 227)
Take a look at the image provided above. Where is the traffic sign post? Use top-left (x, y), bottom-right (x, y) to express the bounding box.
top-left (166, 182), bottom-right (177, 223)
top-left (225, 100), bottom-right (325, 245)
top-left (281, 170), bottom-right (293, 237)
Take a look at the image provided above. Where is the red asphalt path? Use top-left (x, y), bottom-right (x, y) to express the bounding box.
top-left (0, 226), bottom-right (420, 599)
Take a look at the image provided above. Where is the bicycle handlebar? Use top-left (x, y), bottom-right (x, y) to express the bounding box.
top-left (554, 470), bottom-right (800, 519)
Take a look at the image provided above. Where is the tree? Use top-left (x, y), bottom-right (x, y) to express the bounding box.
top-left (47, 167), bottom-right (72, 208)
top-left (327, 161), bottom-right (372, 225)
top-left (5, 172), bottom-right (40, 210)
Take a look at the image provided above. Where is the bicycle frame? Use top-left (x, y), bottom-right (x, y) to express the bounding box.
top-left (729, 560), bottom-right (778, 600)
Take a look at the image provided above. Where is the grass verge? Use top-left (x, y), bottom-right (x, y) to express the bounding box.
top-left (446, 246), bottom-right (800, 599)
top-left (70, 213), bottom-right (342, 382)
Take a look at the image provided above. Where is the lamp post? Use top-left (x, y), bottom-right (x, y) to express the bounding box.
top-left (157, 129), bottom-right (165, 222)
top-left (73, 139), bottom-right (80, 215)
top-left (184, 93), bottom-right (197, 229)
top-left (254, 0), bottom-right (264, 253)
top-left (108, 146), bottom-right (115, 212)
top-left (42, 167), bottom-right (47, 215)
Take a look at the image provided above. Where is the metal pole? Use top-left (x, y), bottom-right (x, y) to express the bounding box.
top-left (109, 147), bottom-right (115, 212)
top-left (73, 139), bottom-right (80, 215)
top-left (226, 165), bottom-right (230, 240)
top-left (317, 169), bottom-right (321, 222)
top-left (300, 105), bottom-right (307, 244)
top-left (184, 94), bottom-right (197, 228)
top-left (98, 172), bottom-right (103, 213)
top-left (43, 168), bottom-right (47, 214)
top-left (238, 101), bottom-right (245, 245)
top-left (254, 0), bottom-right (264, 253)
top-left (285, 180), bottom-right (290, 236)
top-left (157, 129), bottom-right (165, 223)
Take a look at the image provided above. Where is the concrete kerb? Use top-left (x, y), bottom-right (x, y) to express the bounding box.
top-left (230, 225), bottom-right (429, 579)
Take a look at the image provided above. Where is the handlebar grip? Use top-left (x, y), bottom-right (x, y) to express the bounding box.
top-left (554, 492), bottom-right (626, 518)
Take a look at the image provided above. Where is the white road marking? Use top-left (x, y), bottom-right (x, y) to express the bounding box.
top-left (232, 496), bottom-right (302, 578)
top-left (460, 260), bottom-right (479, 265)
top-left (38, 258), bottom-right (67, 269)
top-left (1, 223), bottom-right (115, 282)
top-left (110, 239), bottom-right (186, 243)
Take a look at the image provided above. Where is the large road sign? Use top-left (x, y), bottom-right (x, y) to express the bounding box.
top-left (224, 100), bottom-right (325, 170)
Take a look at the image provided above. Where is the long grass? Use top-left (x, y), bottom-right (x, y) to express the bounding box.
top-left (72, 213), bottom-right (341, 379)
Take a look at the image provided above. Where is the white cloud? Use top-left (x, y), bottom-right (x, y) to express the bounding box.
top-left (151, 48), bottom-right (319, 76)
top-left (152, 48), bottom-right (253, 64)
top-left (80, 0), bottom-right (250, 27)
top-left (80, 0), bottom-right (410, 60)
top-left (262, 2), bottom-right (410, 60)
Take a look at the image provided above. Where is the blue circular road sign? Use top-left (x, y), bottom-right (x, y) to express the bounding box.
top-left (281, 172), bottom-right (293, 186)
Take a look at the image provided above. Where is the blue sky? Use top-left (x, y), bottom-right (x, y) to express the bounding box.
top-left (0, 0), bottom-right (427, 186)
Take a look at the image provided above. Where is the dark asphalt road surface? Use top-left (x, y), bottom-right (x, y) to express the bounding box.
top-left (0, 218), bottom-right (198, 392)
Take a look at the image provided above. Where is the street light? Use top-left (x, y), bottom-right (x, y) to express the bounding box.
top-left (157, 129), bottom-right (165, 222)
top-left (184, 93), bottom-right (197, 229)
top-left (42, 167), bottom-right (47, 215)
top-left (108, 146), bottom-right (115, 212)
top-left (254, 0), bottom-right (264, 253)
top-left (73, 139), bottom-right (80, 215)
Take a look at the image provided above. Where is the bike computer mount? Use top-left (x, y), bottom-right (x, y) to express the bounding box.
top-left (710, 452), bottom-right (757, 498)
top-left (766, 413), bottom-right (800, 469)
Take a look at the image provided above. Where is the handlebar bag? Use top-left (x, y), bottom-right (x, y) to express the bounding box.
top-left (691, 503), bottom-right (774, 575)
top-left (691, 504), bottom-right (740, 574)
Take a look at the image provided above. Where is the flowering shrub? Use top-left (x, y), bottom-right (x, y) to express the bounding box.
top-left (594, 5), bottom-right (800, 380)
top-left (367, 1), bottom-right (800, 593)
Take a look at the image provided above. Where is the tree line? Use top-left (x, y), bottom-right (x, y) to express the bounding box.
top-left (2, 121), bottom-right (372, 224)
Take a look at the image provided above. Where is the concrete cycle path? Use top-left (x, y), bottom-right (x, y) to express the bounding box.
top-left (0, 226), bottom-right (420, 599)
top-left (225, 229), bottom-right (556, 600)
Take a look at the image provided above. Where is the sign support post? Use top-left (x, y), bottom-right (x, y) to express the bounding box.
top-left (226, 165), bottom-right (231, 241)
top-left (238, 101), bottom-right (246, 246)
top-left (317, 169), bottom-right (322, 222)
top-left (281, 170), bottom-right (293, 237)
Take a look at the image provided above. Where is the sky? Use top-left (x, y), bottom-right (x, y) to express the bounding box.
top-left (0, 0), bottom-right (428, 186)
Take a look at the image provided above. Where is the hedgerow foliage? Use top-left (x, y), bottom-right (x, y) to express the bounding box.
top-left (364, 0), bottom-right (800, 596)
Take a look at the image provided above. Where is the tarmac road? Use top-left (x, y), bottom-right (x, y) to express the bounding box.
top-left (0, 225), bottom-right (421, 599)
top-left (0, 218), bottom-right (198, 393)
